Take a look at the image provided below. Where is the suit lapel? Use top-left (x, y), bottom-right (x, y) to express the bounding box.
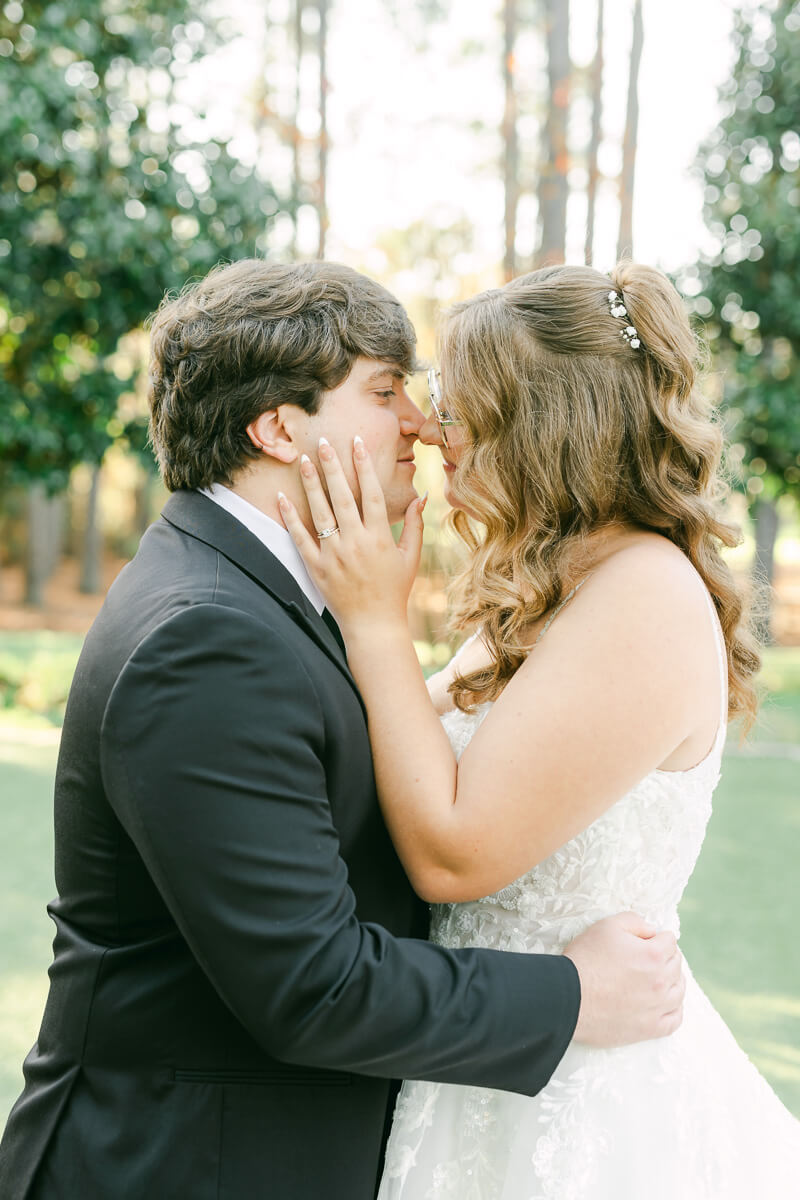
top-left (161, 491), bottom-right (361, 704)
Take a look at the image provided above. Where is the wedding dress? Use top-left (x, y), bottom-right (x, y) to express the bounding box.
top-left (378, 593), bottom-right (800, 1199)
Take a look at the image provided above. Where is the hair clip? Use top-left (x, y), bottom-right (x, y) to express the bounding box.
top-left (607, 290), bottom-right (641, 349)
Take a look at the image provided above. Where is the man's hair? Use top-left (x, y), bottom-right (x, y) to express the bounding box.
top-left (147, 259), bottom-right (417, 491)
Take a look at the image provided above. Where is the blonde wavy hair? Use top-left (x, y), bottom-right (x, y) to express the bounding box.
top-left (441, 262), bottom-right (760, 729)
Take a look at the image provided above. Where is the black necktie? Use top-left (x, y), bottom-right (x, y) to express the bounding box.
top-left (321, 607), bottom-right (346, 656)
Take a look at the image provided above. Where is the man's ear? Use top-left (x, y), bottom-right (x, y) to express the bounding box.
top-left (245, 407), bottom-right (298, 465)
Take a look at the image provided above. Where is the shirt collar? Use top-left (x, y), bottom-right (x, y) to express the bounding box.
top-left (200, 483), bottom-right (326, 615)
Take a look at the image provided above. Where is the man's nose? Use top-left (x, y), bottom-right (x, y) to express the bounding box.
top-left (418, 412), bottom-right (442, 445)
top-left (399, 390), bottom-right (426, 436)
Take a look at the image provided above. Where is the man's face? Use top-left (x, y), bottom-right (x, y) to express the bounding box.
top-left (298, 357), bottom-right (425, 523)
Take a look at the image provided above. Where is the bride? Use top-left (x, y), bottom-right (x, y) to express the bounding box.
top-left (279, 262), bottom-right (800, 1198)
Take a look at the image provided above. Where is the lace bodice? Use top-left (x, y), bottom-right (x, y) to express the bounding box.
top-left (428, 582), bottom-right (727, 954)
top-left (431, 701), bottom-right (724, 956)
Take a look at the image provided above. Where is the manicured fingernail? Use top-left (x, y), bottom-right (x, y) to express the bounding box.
top-left (277, 491), bottom-right (289, 509)
top-left (300, 454), bottom-right (313, 475)
top-left (318, 436), bottom-right (333, 458)
top-left (353, 435), bottom-right (366, 459)
top-left (419, 491), bottom-right (429, 512)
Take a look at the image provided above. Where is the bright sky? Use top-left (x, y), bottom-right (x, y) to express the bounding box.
top-left (198, 0), bottom-right (740, 281)
top-left (328, 0), bottom-right (738, 276)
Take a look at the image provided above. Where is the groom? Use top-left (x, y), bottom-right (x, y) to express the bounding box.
top-left (0, 260), bottom-right (684, 1200)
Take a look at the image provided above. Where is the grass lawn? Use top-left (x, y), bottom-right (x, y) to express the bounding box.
top-left (0, 636), bottom-right (798, 1128)
top-left (680, 755), bottom-right (800, 1117)
top-left (0, 737), bottom-right (58, 1120)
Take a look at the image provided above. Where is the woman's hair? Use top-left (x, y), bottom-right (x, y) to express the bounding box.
top-left (440, 262), bottom-right (760, 729)
top-left (147, 259), bottom-right (417, 491)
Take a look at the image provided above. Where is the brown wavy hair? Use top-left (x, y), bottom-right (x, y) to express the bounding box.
top-left (440, 262), bottom-right (760, 729)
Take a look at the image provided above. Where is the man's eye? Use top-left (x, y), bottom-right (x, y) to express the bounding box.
top-left (376, 389), bottom-right (395, 401)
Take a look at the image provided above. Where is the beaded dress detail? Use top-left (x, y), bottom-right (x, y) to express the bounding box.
top-left (378, 588), bottom-right (800, 1199)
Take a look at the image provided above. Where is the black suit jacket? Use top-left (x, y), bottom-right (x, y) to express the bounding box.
top-left (0, 491), bottom-right (580, 1200)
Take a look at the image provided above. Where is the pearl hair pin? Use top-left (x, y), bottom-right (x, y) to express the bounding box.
top-left (607, 290), bottom-right (641, 349)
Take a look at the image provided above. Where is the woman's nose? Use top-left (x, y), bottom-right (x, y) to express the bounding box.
top-left (418, 412), bottom-right (443, 446)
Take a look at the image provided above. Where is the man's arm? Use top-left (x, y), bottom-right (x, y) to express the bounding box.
top-left (100, 603), bottom-right (579, 1097)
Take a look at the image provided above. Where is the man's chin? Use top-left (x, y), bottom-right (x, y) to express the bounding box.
top-left (385, 487), bottom-right (419, 525)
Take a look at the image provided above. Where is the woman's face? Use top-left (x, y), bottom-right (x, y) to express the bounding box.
top-left (419, 390), bottom-right (468, 511)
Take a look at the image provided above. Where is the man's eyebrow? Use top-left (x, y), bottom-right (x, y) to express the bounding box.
top-left (364, 365), bottom-right (405, 383)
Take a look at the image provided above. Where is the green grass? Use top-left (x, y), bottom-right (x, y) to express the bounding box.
top-left (1, 634), bottom-right (799, 1128)
top-left (679, 755), bottom-right (800, 1116)
top-left (760, 646), bottom-right (800, 695)
top-left (0, 739), bottom-right (58, 1117)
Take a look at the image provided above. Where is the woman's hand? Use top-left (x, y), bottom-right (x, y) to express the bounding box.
top-left (278, 436), bottom-right (427, 636)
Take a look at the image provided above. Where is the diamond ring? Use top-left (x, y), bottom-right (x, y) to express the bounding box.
top-left (316, 526), bottom-right (340, 540)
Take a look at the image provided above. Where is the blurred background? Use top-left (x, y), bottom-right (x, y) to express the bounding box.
top-left (1, 0), bottom-right (799, 1123)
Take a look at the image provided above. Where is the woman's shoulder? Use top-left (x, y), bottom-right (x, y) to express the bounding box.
top-left (587, 532), bottom-right (709, 617)
top-left (534, 532), bottom-right (716, 678)
top-left (509, 532), bottom-right (722, 762)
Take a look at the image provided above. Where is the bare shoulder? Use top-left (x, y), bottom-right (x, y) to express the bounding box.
top-left (554, 533), bottom-right (718, 689)
top-left (534, 533), bottom-right (715, 671)
top-left (502, 532), bottom-right (721, 766)
top-left (587, 534), bottom-right (708, 615)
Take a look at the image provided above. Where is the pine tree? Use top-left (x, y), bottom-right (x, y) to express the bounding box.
top-left (695, 0), bottom-right (800, 630)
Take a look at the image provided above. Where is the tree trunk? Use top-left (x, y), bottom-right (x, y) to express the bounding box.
top-left (25, 482), bottom-right (52, 607)
top-left (0, 509), bottom-right (7, 600)
top-left (80, 464), bottom-right (103, 595)
top-left (134, 469), bottom-right (159, 538)
top-left (316, 0), bottom-right (329, 259)
top-left (47, 492), bottom-right (65, 579)
top-left (584, 0), bottom-right (604, 265)
top-left (751, 496), bottom-right (779, 644)
top-left (290, 0), bottom-right (304, 258)
top-left (536, 0), bottom-right (571, 267)
top-left (616, 0), bottom-right (644, 261)
top-left (502, 0), bottom-right (519, 281)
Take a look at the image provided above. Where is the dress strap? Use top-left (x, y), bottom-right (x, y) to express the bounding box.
top-left (535, 576), bottom-right (591, 647)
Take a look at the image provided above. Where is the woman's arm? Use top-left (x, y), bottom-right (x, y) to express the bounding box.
top-left (427, 633), bottom-right (491, 714)
top-left (280, 440), bottom-right (718, 903)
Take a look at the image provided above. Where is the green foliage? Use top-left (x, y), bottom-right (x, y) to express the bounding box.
top-left (0, 1), bottom-right (286, 489)
top-left (692, 0), bottom-right (800, 503)
top-left (0, 631), bottom-right (82, 726)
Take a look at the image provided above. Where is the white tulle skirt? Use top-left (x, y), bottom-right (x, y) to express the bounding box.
top-left (378, 965), bottom-right (800, 1200)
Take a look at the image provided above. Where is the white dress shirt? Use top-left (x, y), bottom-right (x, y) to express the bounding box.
top-left (200, 483), bottom-right (326, 615)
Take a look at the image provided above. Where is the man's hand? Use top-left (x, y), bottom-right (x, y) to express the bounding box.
top-left (564, 912), bottom-right (685, 1047)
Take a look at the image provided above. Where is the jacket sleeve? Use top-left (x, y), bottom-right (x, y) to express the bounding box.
top-left (100, 602), bottom-right (580, 1097)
